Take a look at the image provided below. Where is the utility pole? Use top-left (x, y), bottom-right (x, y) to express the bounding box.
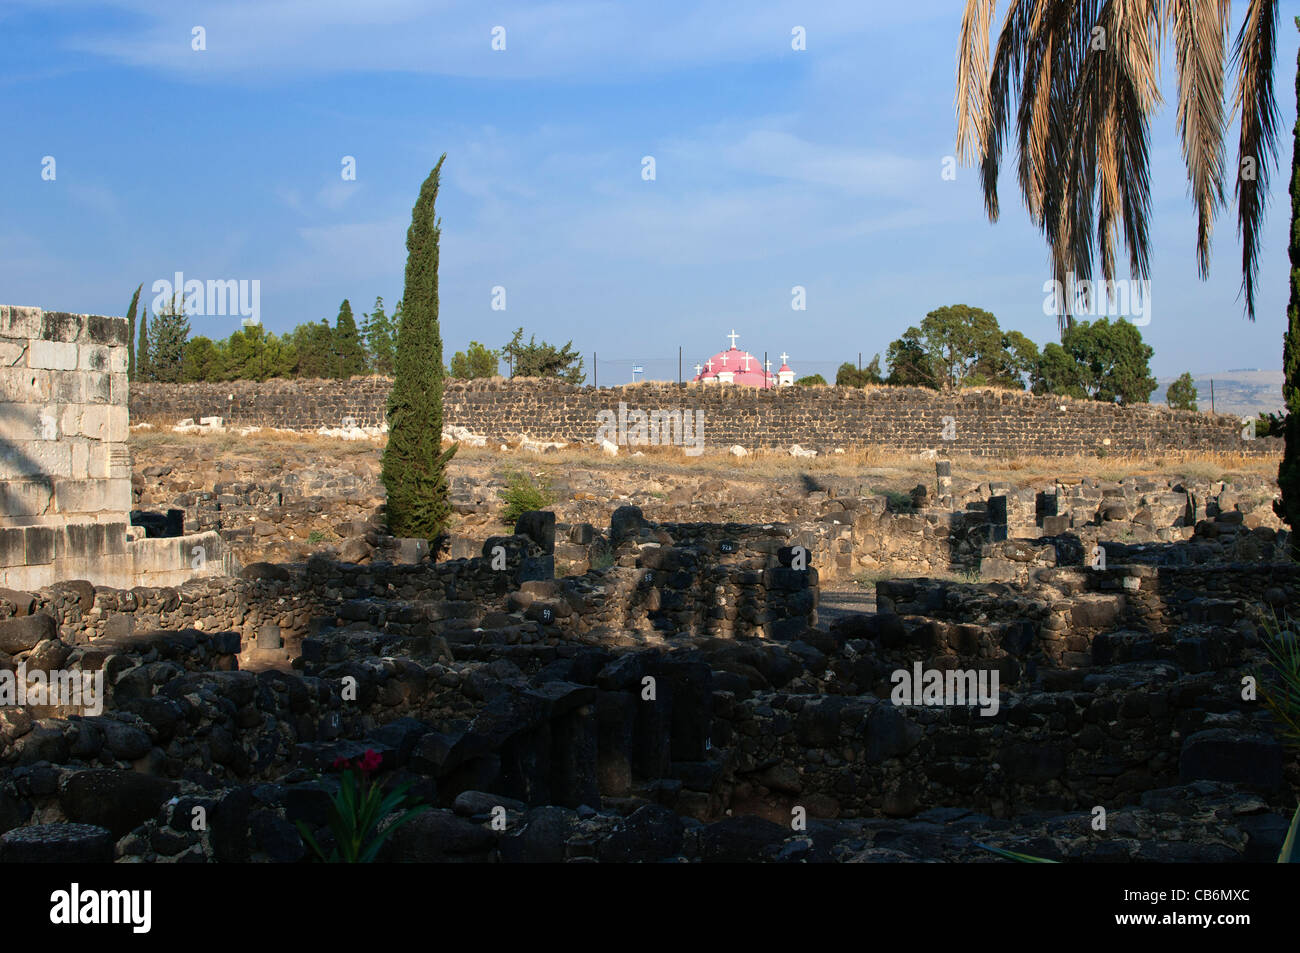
top-left (678, 346), bottom-right (682, 386)
top-left (1210, 379), bottom-right (1215, 415)
top-left (593, 353), bottom-right (597, 389)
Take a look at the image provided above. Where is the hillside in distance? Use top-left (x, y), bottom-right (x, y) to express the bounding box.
top-left (1151, 369), bottom-right (1283, 419)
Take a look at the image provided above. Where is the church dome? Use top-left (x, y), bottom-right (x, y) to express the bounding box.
top-left (691, 332), bottom-right (787, 387)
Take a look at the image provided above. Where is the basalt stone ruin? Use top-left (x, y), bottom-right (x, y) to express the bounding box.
top-left (0, 445), bottom-right (1295, 864)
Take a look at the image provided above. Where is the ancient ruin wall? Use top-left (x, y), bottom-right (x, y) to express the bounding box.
top-left (131, 377), bottom-right (1263, 456)
top-left (0, 306), bottom-right (132, 588)
top-left (0, 305), bottom-right (237, 589)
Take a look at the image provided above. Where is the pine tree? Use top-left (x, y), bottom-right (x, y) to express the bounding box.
top-left (150, 294), bottom-right (191, 383)
top-left (364, 296), bottom-right (396, 375)
top-left (137, 305), bottom-right (152, 382)
top-left (334, 299), bottom-right (366, 378)
top-left (1276, 17), bottom-right (1300, 551)
top-left (290, 320), bottom-right (336, 378)
top-left (126, 283), bottom-right (142, 381)
top-left (382, 154), bottom-right (457, 539)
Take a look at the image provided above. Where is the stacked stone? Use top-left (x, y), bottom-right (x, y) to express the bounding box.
top-left (132, 376), bottom-right (1265, 456)
top-left (0, 307), bottom-right (131, 589)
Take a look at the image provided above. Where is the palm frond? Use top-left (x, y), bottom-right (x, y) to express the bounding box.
top-left (956, 0), bottom-right (1279, 330)
top-left (956, 0), bottom-right (999, 165)
top-left (1230, 0), bottom-right (1280, 320)
top-left (1168, 0), bottom-right (1231, 277)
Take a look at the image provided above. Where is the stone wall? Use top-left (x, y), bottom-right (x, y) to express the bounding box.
top-left (130, 377), bottom-right (1271, 456)
top-left (0, 306), bottom-right (235, 589)
top-left (0, 306), bottom-right (132, 588)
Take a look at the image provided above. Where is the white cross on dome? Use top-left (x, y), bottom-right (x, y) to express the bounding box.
top-left (727, 329), bottom-right (740, 348)
top-left (780, 352), bottom-right (789, 364)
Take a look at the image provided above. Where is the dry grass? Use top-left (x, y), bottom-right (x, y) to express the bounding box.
top-left (129, 424), bottom-right (1279, 490)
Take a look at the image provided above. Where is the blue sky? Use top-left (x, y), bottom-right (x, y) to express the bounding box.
top-left (2, 0), bottom-right (1297, 383)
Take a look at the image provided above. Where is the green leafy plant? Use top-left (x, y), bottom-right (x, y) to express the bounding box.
top-left (295, 749), bottom-right (429, 863)
top-left (499, 469), bottom-right (553, 525)
top-left (1260, 614), bottom-right (1300, 748)
top-left (307, 530), bottom-right (327, 545)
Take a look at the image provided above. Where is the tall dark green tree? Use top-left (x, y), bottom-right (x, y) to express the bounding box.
top-left (291, 320), bottom-right (336, 378)
top-left (335, 299), bottom-right (367, 377)
top-left (1166, 372), bottom-right (1199, 411)
top-left (363, 296), bottom-right (396, 375)
top-left (149, 294), bottom-right (191, 383)
top-left (382, 154), bottom-right (457, 539)
top-left (1277, 17), bottom-right (1300, 549)
top-left (126, 283), bottom-right (142, 381)
top-left (136, 305), bottom-right (152, 382)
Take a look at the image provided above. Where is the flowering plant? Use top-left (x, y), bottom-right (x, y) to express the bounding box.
top-left (296, 748), bottom-right (429, 863)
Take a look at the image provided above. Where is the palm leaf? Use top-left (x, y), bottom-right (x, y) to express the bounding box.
top-left (976, 842), bottom-right (1061, 862)
top-left (1229, 0), bottom-right (1280, 319)
top-left (1280, 803), bottom-right (1300, 863)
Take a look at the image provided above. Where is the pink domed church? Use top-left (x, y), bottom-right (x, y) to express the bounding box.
top-left (690, 330), bottom-right (795, 387)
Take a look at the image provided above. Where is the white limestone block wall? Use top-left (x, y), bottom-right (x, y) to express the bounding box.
top-left (0, 306), bottom-right (134, 588)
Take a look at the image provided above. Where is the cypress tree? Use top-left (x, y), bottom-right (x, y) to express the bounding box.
top-left (126, 283), bottom-right (142, 381)
top-left (381, 154), bottom-right (457, 539)
top-left (1276, 17), bottom-right (1300, 550)
top-left (334, 299), bottom-right (366, 378)
top-left (137, 305), bottom-right (152, 382)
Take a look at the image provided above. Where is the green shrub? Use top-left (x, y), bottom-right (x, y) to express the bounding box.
top-left (499, 469), bottom-right (553, 525)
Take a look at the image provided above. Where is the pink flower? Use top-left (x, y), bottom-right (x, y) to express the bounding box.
top-left (359, 749), bottom-right (382, 774)
top-left (332, 755), bottom-right (350, 771)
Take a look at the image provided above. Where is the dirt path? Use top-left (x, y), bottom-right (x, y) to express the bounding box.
top-left (815, 586), bottom-right (876, 631)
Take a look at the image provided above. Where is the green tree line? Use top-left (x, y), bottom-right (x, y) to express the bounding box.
top-left (823, 305), bottom-right (1162, 407)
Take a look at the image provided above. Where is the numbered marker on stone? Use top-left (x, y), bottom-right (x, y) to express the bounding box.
top-left (641, 675), bottom-right (656, 701)
top-left (341, 675), bottom-right (357, 702)
top-left (191, 545), bottom-right (206, 570)
top-left (1089, 545), bottom-right (1105, 571)
top-left (791, 545), bottom-right (807, 571)
top-left (1091, 806), bottom-right (1106, 831)
top-left (491, 545), bottom-right (507, 571)
top-left (191, 806), bottom-right (207, 831)
top-left (491, 805), bottom-right (507, 831)
top-left (791, 806), bottom-right (806, 831)
top-left (941, 416), bottom-right (957, 441)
